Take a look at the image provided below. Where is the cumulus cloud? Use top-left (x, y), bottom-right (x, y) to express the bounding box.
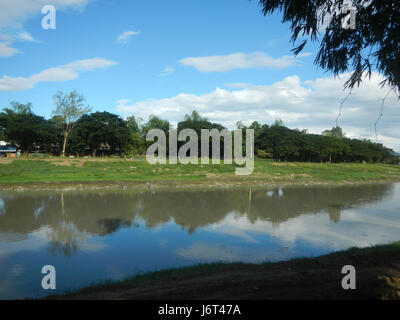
top-left (0, 57), bottom-right (116, 91)
top-left (179, 51), bottom-right (312, 72)
top-left (117, 72), bottom-right (400, 150)
top-left (224, 83), bottom-right (251, 89)
top-left (117, 30), bottom-right (140, 44)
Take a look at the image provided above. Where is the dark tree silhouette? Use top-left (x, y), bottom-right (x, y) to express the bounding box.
top-left (258, 0), bottom-right (400, 93)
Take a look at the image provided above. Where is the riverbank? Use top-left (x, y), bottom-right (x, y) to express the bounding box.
top-left (46, 242), bottom-right (400, 300)
top-left (0, 158), bottom-right (399, 190)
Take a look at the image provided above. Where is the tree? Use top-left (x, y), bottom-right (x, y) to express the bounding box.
top-left (183, 110), bottom-right (205, 122)
top-left (272, 118), bottom-right (284, 127)
top-left (124, 116), bottom-right (145, 156)
top-left (323, 126), bottom-right (346, 139)
top-left (253, 120), bottom-right (390, 163)
top-left (178, 110), bottom-right (226, 159)
top-left (259, 0), bottom-right (400, 93)
top-left (141, 115), bottom-right (170, 136)
top-left (52, 91), bottom-right (91, 157)
top-left (126, 116), bottom-right (141, 134)
top-left (69, 112), bottom-right (132, 157)
top-left (0, 104), bottom-right (49, 153)
top-left (10, 102), bottom-right (32, 114)
top-left (236, 121), bottom-right (245, 129)
top-left (42, 116), bottom-right (64, 155)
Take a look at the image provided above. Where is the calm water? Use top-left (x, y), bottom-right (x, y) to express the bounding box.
top-left (0, 183), bottom-right (400, 299)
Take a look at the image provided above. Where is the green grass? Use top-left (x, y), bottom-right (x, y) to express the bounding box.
top-left (335, 240), bottom-right (400, 256)
top-left (0, 157), bottom-right (399, 185)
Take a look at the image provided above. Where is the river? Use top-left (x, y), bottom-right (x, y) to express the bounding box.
top-left (0, 183), bottom-right (399, 299)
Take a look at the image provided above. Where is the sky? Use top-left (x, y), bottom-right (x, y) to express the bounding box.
top-left (0, 0), bottom-right (399, 151)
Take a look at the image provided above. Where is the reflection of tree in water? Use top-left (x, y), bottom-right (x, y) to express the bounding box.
top-left (48, 239), bottom-right (79, 257)
top-left (0, 183), bottom-right (394, 256)
top-left (327, 205), bottom-right (342, 223)
top-left (97, 219), bottom-right (133, 234)
top-left (0, 192), bottom-right (140, 256)
top-left (136, 184), bottom-right (393, 230)
top-left (45, 222), bottom-right (85, 257)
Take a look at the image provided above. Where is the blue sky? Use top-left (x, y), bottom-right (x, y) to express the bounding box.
top-left (0, 0), bottom-right (399, 150)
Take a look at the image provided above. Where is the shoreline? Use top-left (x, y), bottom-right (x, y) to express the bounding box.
top-left (1, 177), bottom-right (400, 192)
top-left (46, 242), bottom-right (400, 300)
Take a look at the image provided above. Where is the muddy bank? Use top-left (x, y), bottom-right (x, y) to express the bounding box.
top-left (47, 243), bottom-right (400, 300)
top-left (1, 177), bottom-right (399, 192)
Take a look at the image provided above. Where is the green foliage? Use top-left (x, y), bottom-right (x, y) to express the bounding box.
top-left (254, 124), bottom-right (393, 163)
top-left (323, 126), bottom-right (345, 139)
top-left (0, 105), bottom-right (60, 153)
top-left (255, 149), bottom-right (272, 159)
top-left (126, 116), bottom-right (140, 134)
top-left (52, 91), bottom-right (91, 124)
top-left (68, 112), bottom-right (132, 156)
top-left (0, 100), bottom-right (396, 163)
top-left (122, 132), bottom-right (147, 157)
top-left (259, 0), bottom-right (400, 92)
top-left (178, 110), bottom-right (227, 158)
top-left (141, 115), bottom-right (170, 136)
top-left (178, 110), bottom-right (225, 134)
top-left (10, 102), bottom-right (32, 114)
top-left (52, 90), bottom-right (92, 156)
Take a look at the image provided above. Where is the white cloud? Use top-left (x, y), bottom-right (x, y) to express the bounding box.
top-left (206, 203), bottom-right (400, 257)
top-left (117, 30), bottom-right (140, 44)
top-left (0, 0), bottom-right (92, 58)
top-left (224, 83), bottom-right (251, 89)
top-left (176, 201), bottom-right (400, 263)
top-left (164, 66), bottom-right (175, 73)
top-left (117, 72), bottom-right (400, 150)
top-left (0, 41), bottom-right (19, 57)
top-left (157, 66), bottom-right (175, 77)
top-left (0, 0), bottom-right (92, 28)
top-left (63, 57), bottom-right (117, 71)
top-left (117, 99), bottom-right (131, 105)
top-left (17, 31), bottom-right (37, 42)
top-left (180, 51), bottom-right (309, 72)
top-left (0, 57), bottom-right (116, 91)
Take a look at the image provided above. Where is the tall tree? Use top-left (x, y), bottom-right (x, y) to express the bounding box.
top-left (259, 0), bottom-right (400, 93)
top-left (52, 91), bottom-right (91, 157)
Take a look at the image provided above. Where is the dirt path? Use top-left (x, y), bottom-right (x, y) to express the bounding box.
top-left (48, 246), bottom-right (400, 300)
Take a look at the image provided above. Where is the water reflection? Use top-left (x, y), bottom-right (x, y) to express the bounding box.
top-left (1, 183), bottom-right (400, 299)
top-left (0, 183), bottom-right (394, 257)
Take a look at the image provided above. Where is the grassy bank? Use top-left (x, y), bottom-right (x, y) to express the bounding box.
top-left (47, 242), bottom-right (400, 300)
top-left (0, 157), bottom-right (399, 189)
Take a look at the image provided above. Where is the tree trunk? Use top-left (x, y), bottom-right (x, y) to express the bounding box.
top-left (62, 134), bottom-right (68, 157)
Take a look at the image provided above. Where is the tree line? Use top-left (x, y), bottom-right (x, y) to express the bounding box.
top-left (245, 120), bottom-right (397, 163)
top-left (0, 91), bottom-right (397, 163)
